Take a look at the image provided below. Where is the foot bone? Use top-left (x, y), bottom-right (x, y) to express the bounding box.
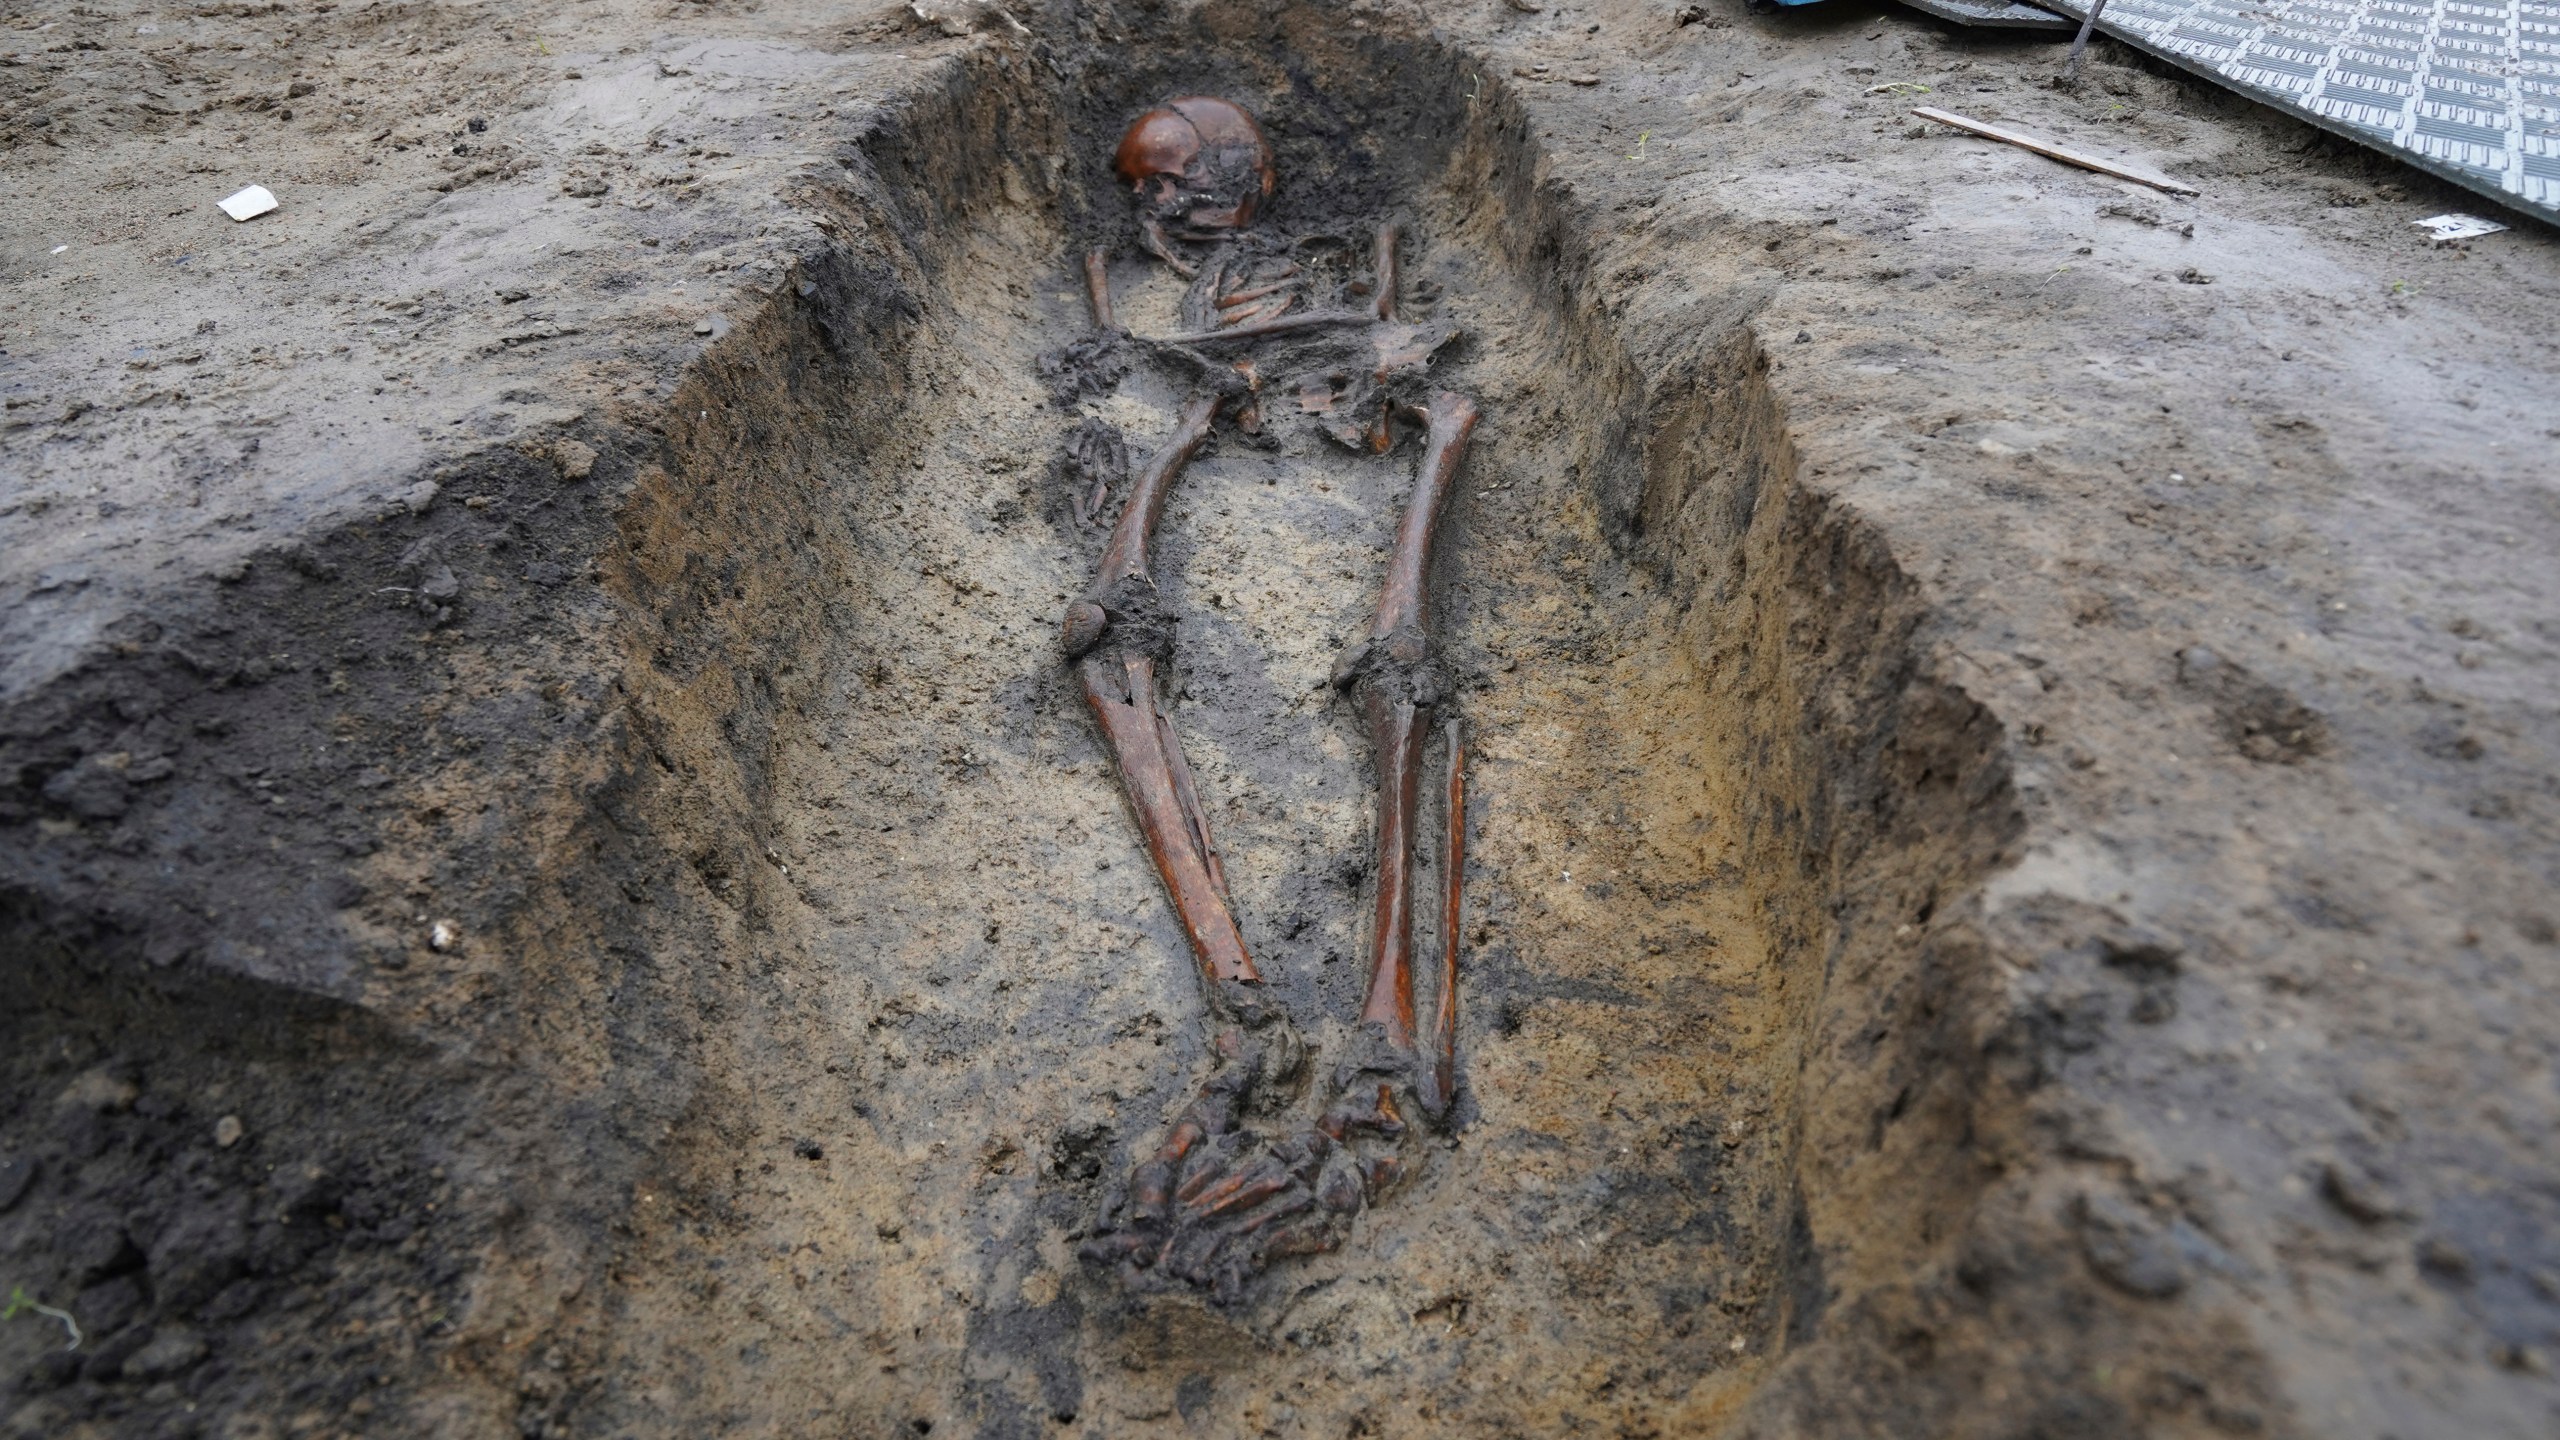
top-left (1083, 1026), bottom-right (1433, 1306)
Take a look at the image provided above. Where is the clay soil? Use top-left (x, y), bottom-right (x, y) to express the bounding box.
top-left (3, 2), bottom-right (2557, 1438)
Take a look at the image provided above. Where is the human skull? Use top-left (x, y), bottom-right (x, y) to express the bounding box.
top-left (1114, 96), bottom-right (1276, 236)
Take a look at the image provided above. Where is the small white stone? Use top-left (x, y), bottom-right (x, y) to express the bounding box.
top-left (429, 920), bottom-right (457, 951)
top-left (214, 1114), bottom-right (245, 1148)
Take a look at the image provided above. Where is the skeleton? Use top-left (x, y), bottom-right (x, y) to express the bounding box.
top-left (1053, 97), bottom-right (1480, 1303)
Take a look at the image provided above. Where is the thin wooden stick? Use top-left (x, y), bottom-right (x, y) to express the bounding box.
top-left (1912, 104), bottom-right (2196, 196)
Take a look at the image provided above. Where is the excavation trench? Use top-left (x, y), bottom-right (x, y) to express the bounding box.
top-left (543, 14), bottom-right (2015, 1434)
top-left (0, 13), bottom-right (2020, 1436)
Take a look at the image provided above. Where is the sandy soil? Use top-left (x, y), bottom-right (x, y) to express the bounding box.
top-left (3, 1), bottom-right (2556, 1437)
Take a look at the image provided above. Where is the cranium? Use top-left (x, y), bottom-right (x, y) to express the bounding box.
top-left (1114, 96), bottom-right (1277, 236)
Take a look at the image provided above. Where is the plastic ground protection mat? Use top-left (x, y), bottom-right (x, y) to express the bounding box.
top-left (2037, 0), bottom-right (2560, 227)
top-left (1895, 0), bottom-right (2076, 32)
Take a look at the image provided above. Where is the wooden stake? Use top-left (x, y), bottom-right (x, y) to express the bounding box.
top-left (1912, 104), bottom-right (2197, 196)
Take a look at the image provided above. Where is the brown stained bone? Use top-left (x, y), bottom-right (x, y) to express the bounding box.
top-left (1063, 394), bottom-right (1258, 985)
top-left (1223, 297), bottom-right (1294, 330)
top-left (1361, 690), bottom-right (1426, 1043)
top-left (1080, 654), bottom-right (1255, 985)
top-left (1217, 279), bottom-right (1293, 309)
top-left (1179, 249), bottom-right (1235, 333)
top-left (1116, 97), bottom-right (1277, 236)
top-left (1092, 392), bottom-right (1484, 1305)
top-left (1158, 706), bottom-right (1231, 900)
top-left (1084, 248), bottom-right (1115, 329)
top-left (1361, 226), bottom-right (1423, 448)
top-left (1157, 309), bottom-right (1370, 347)
top-left (1094, 393), bottom-right (1217, 593)
top-left (1082, 1028), bottom-right (1402, 1302)
top-left (1060, 416), bottom-right (1128, 528)
top-left (1184, 249), bottom-right (1307, 336)
top-left (1078, 979), bottom-right (1315, 1265)
top-left (1139, 215), bottom-right (1200, 278)
top-left (1419, 719), bottom-right (1465, 1118)
top-left (1372, 391), bottom-right (1480, 637)
top-left (1339, 390), bottom-right (1481, 1044)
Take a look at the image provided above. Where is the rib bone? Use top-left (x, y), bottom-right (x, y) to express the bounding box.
top-left (1156, 309), bottom-right (1370, 347)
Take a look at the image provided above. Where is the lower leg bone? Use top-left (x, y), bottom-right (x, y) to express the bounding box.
top-left (1159, 705), bottom-right (1232, 902)
top-left (1361, 694), bottom-right (1424, 1043)
top-left (1418, 720), bottom-right (1465, 1118)
top-left (1081, 655), bottom-right (1256, 985)
top-left (1343, 390), bottom-right (1481, 1054)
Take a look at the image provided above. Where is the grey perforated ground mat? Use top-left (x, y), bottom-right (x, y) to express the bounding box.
top-left (1895, 0), bottom-right (2077, 32)
top-left (2039, 0), bottom-right (2560, 225)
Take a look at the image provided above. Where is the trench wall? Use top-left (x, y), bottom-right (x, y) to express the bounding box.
top-left (1440, 41), bottom-right (2031, 1426)
top-left (0, 43), bottom-right (1068, 1435)
top-left (1434, 20), bottom-right (2297, 1433)
top-left (428, 45), bottom-right (1079, 1427)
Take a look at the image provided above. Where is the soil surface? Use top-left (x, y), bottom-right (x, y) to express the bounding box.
top-left (4, 1), bottom-right (2557, 1437)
